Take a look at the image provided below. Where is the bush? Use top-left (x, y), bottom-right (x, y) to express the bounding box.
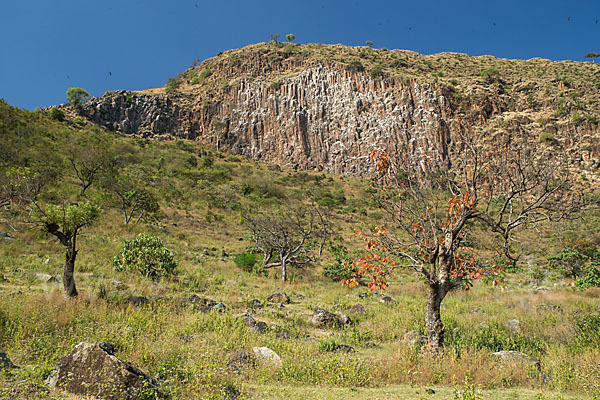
top-left (112, 233), bottom-right (177, 278)
top-left (66, 87), bottom-right (90, 110)
top-left (165, 77), bottom-right (180, 94)
top-left (370, 64), bottom-right (385, 78)
top-left (345, 60), bottom-right (364, 72)
top-left (576, 267), bottom-right (600, 289)
top-left (548, 248), bottom-right (588, 278)
top-left (481, 68), bottom-right (501, 83)
top-left (233, 251), bottom-right (259, 272)
top-left (539, 131), bottom-right (555, 144)
top-left (322, 244), bottom-right (357, 281)
top-left (48, 108), bottom-right (64, 121)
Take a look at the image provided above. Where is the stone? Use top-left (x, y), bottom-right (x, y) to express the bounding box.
top-left (188, 295), bottom-right (218, 312)
top-left (48, 342), bottom-right (159, 400)
top-left (1, 232), bottom-right (15, 241)
top-left (402, 330), bottom-right (427, 346)
top-left (335, 311), bottom-right (351, 325)
top-left (504, 319), bottom-right (521, 333)
top-left (348, 304), bottom-right (366, 315)
top-left (357, 292), bottom-right (370, 299)
top-left (493, 351), bottom-right (540, 367)
top-left (267, 292), bottom-right (290, 304)
top-left (311, 306), bottom-right (347, 327)
top-left (537, 303), bottom-right (562, 312)
top-left (129, 296), bottom-right (149, 307)
top-left (252, 347), bottom-right (282, 368)
top-left (213, 302), bottom-right (226, 312)
top-left (469, 306), bottom-right (483, 313)
top-left (239, 315), bottom-right (256, 328)
top-left (274, 327), bottom-right (292, 339)
top-left (336, 344), bottom-right (356, 353)
top-left (379, 295), bottom-right (395, 304)
top-left (0, 353), bottom-right (18, 369)
top-left (254, 321), bottom-right (269, 334)
top-left (250, 299), bottom-right (263, 308)
top-left (36, 273), bottom-right (59, 283)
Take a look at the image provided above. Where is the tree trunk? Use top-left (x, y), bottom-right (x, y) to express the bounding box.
top-left (63, 244), bottom-right (78, 297)
top-left (424, 284), bottom-right (446, 349)
top-left (281, 257), bottom-right (287, 282)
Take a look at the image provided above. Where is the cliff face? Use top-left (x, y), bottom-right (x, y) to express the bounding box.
top-left (79, 44), bottom-right (600, 176)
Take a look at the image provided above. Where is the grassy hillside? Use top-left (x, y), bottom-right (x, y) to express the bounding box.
top-left (1, 99), bottom-right (599, 399)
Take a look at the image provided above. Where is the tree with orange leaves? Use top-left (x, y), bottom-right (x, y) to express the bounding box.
top-left (345, 131), bottom-right (586, 350)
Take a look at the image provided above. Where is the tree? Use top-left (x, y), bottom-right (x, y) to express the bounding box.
top-left (286, 33), bottom-right (295, 42)
top-left (270, 33), bottom-right (280, 44)
top-left (113, 233), bottom-right (177, 278)
top-left (365, 40), bottom-right (373, 48)
top-left (41, 202), bottom-right (101, 297)
top-left (584, 52), bottom-right (598, 63)
top-left (345, 130), bottom-right (585, 350)
top-left (66, 88), bottom-right (90, 109)
top-left (66, 130), bottom-right (115, 195)
top-left (244, 208), bottom-right (317, 282)
top-left (101, 173), bottom-right (159, 225)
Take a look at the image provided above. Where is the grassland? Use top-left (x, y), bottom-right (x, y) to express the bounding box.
top-left (0, 99), bottom-right (599, 399)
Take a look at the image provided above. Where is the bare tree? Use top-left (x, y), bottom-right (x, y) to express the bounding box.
top-left (244, 208), bottom-right (317, 282)
top-left (348, 130), bottom-right (588, 350)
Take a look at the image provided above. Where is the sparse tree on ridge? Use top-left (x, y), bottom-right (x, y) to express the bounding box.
top-left (584, 52), bottom-right (599, 63)
top-left (286, 33), bottom-right (295, 42)
top-left (66, 87), bottom-right (90, 110)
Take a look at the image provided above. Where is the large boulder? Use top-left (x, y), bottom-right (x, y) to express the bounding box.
top-left (47, 342), bottom-right (159, 400)
top-left (252, 347), bottom-right (282, 368)
top-left (311, 306), bottom-right (348, 327)
top-left (267, 292), bottom-right (290, 304)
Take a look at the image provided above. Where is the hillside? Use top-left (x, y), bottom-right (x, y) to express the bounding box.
top-left (72, 42), bottom-right (599, 181)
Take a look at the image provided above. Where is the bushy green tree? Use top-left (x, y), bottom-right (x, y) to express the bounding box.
top-left (66, 88), bottom-right (90, 109)
top-left (113, 233), bottom-right (177, 278)
top-left (42, 202), bottom-right (102, 297)
top-left (285, 33), bottom-right (295, 42)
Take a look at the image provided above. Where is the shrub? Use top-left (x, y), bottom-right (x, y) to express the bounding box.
top-left (548, 248), bottom-right (588, 278)
top-left (112, 233), bottom-right (177, 278)
top-left (539, 131), bottom-right (555, 144)
top-left (233, 251), bottom-right (259, 272)
top-left (165, 77), bottom-right (180, 94)
top-left (345, 60), bottom-right (364, 72)
top-left (576, 267), bottom-right (600, 289)
top-left (270, 81), bottom-right (283, 90)
top-left (66, 88), bottom-right (90, 109)
top-left (481, 68), bottom-right (501, 83)
top-left (370, 64), bottom-right (385, 78)
top-left (285, 33), bottom-right (295, 42)
top-left (48, 107), bottom-right (64, 121)
top-left (322, 244), bottom-right (357, 281)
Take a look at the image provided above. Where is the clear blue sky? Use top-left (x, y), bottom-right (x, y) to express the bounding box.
top-left (1, 0), bottom-right (599, 110)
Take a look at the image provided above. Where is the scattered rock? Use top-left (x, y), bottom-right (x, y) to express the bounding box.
top-left (274, 327), bottom-right (292, 339)
top-left (493, 350), bottom-right (540, 367)
top-left (504, 319), bottom-right (521, 333)
top-left (252, 347), bottom-right (282, 368)
top-left (336, 344), bottom-right (356, 353)
top-left (129, 296), bottom-right (149, 307)
top-left (537, 303), bottom-right (562, 312)
top-left (267, 292), bottom-right (290, 304)
top-left (97, 342), bottom-right (117, 355)
top-left (348, 304), bottom-right (366, 315)
top-left (188, 295), bottom-right (218, 312)
top-left (335, 311), bottom-right (351, 325)
top-left (0, 353), bottom-right (18, 370)
top-left (1, 232), bottom-right (15, 241)
top-left (469, 306), bottom-right (483, 313)
top-left (379, 295), bottom-right (395, 304)
top-left (254, 321), bottom-right (269, 334)
top-left (36, 273), bottom-right (59, 283)
top-left (47, 342), bottom-right (159, 400)
top-left (250, 299), bottom-right (263, 308)
top-left (311, 306), bottom-right (348, 328)
top-left (292, 292), bottom-right (305, 300)
top-left (402, 330), bottom-right (427, 346)
top-left (357, 292), bottom-right (370, 299)
top-left (213, 302), bottom-right (226, 312)
top-left (239, 315), bottom-right (256, 328)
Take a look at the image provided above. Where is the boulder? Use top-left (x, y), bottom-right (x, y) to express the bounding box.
top-left (311, 306), bottom-right (347, 327)
top-left (36, 273), bottom-right (59, 283)
top-left (254, 321), bottom-right (269, 334)
top-left (239, 315), bottom-right (256, 328)
top-left (493, 351), bottom-right (540, 367)
top-left (249, 299), bottom-right (263, 308)
top-left (267, 292), bottom-right (290, 304)
top-left (348, 304), bottom-right (366, 315)
top-left (402, 330), bottom-right (427, 346)
top-left (252, 347), bottom-right (282, 368)
top-left (379, 295), bottom-right (395, 304)
top-left (504, 319), bottom-right (521, 333)
top-left (48, 342), bottom-right (159, 400)
top-left (0, 352), bottom-right (18, 370)
top-left (129, 296), bottom-right (149, 307)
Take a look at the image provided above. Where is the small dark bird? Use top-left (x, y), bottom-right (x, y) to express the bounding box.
top-left (194, 3), bottom-right (198, 8)
top-left (109, 71), bottom-right (112, 76)
top-left (568, 16), bottom-right (571, 21)
top-left (66, 75), bottom-right (70, 79)
top-left (596, 19), bottom-right (598, 24)
top-left (493, 22), bottom-right (496, 27)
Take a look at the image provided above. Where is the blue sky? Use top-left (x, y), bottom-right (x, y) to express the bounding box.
top-left (1, 0), bottom-right (599, 110)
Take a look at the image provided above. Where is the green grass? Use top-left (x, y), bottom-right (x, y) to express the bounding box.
top-left (0, 100), bottom-right (599, 399)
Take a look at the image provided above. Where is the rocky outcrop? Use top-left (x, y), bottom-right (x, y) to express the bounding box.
top-left (77, 45), bottom-right (600, 177)
top-left (48, 342), bottom-right (158, 400)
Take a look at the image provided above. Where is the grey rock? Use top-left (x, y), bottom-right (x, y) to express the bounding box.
top-left (0, 352), bottom-right (18, 369)
top-left (504, 319), bottom-right (521, 333)
top-left (48, 342), bottom-right (158, 400)
top-left (252, 347), bottom-right (282, 368)
top-left (469, 306), bottom-right (483, 313)
top-left (267, 292), bottom-right (290, 304)
top-left (336, 344), bottom-right (356, 353)
top-left (250, 299), bottom-right (263, 308)
top-left (357, 292), bottom-right (369, 299)
top-left (239, 315), bottom-right (256, 328)
top-left (403, 330), bottom-right (427, 346)
top-left (379, 295), bottom-right (395, 304)
top-left (213, 302), bottom-right (226, 312)
top-left (254, 321), bottom-right (269, 333)
top-left (493, 350), bottom-right (540, 367)
top-left (36, 273), bottom-right (59, 283)
top-left (311, 306), bottom-right (347, 327)
top-left (348, 304), bottom-right (366, 315)
top-left (537, 303), bottom-right (562, 312)
top-left (1, 232), bottom-right (15, 241)
top-left (129, 296), bottom-right (149, 307)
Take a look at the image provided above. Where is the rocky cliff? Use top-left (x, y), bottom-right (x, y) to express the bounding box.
top-left (78, 43), bottom-right (600, 176)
